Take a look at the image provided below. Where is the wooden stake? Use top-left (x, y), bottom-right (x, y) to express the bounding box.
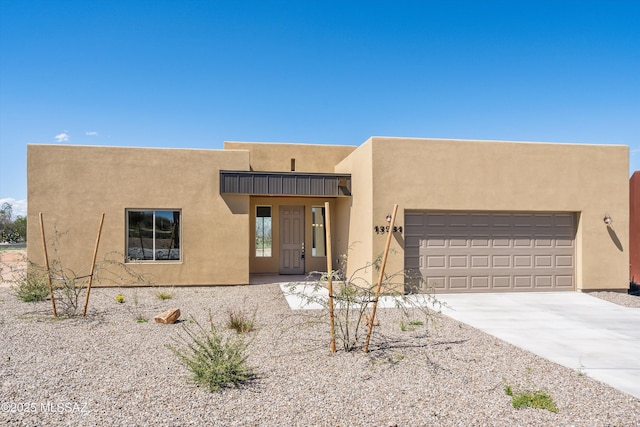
top-left (324, 202), bottom-right (336, 353)
top-left (39, 212), bottom-right (57, 317)
top-left (83, 213), bottom-right (105, 317)
top-left (363, 204), bottom-right (398, 353)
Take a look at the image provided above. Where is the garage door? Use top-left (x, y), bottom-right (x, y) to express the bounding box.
top-left (404, 211), bottom-right (576, 293)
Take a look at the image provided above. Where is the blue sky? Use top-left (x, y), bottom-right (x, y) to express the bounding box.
top-left (1, 0), bottom-right (639, 218)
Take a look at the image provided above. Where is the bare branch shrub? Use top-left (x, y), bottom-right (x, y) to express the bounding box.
top-left (285, 252), bottom-right (444, 352)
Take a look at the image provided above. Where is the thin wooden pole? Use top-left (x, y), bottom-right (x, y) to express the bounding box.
top-left (363, 204), bottom-right (398, 353)
top-left (324, 202), bottom-right (336, 353)
top-left (83, 213), bottom-right (105, 317)
top-left (39, 212), bottom-right (57, 317)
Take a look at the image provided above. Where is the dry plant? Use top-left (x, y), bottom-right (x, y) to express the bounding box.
top-left (285, 252), bottom-right (444, 352)
top-left (10, 227), bottom-right (151, 317)
top-left (167, 311), bottom-right (256, 392)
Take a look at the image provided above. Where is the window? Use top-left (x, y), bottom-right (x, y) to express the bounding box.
top-left (127, 210), bottom-right (181, 261)
top-left (256, 206), bottom-right (272, 257)
top-left (312, 206), bottom-right (326, 257)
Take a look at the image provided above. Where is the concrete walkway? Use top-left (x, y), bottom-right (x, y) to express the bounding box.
top-left (435, 292), bottom-right (640, 399)
top-left (280, 284), bottom-right (640, 399)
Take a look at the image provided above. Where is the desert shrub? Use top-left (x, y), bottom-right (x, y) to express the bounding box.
top-left (11, 268), bottom-right (50, 302)
top-left (286, 253), bottom-right (443, 352)
top-left (52, 274), bottom-right (85, 317)
top-left (226, 307), bottom-right (256, 334)
top-left (168, 315), bottom-right (255, 392)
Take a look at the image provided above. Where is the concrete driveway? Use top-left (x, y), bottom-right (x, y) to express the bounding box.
top-left (435, 292), bottom-right (640, 399)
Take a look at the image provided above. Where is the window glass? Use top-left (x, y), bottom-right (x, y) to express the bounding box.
top-left (154, 210), bottom-right (180, 260)
top-left (128, 211), bottom-right (154, 260)
top-left (312, 206), bottom-right (326, 257)
top-left (127, 210), bottom-right (180, 261)
top-left (256, 206), bottom-right (272, 257)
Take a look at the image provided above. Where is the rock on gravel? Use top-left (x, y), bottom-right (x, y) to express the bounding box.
top-left (1, 285), bottom-right (639, 426)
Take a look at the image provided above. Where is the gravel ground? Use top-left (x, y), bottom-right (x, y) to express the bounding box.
top-left (588, 291), bottom-right (640, 308)
top-left (1, 283), bottom-right (639, 427)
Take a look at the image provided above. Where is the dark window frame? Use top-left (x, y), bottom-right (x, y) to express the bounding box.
top-left (126, 209), bottom-right (181, 262)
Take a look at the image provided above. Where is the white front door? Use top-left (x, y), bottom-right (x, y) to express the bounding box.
top-left (279, 205), bottom-right (305, 274)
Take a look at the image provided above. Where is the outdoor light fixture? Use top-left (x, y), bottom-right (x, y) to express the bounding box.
top-left (603, 214), bottom-right (613, 226)
top-left (385, 213), bottom-right (392, 223)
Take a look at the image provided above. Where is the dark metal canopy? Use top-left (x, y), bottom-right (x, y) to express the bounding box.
top-left (220, 170), bottom-right (351, 197)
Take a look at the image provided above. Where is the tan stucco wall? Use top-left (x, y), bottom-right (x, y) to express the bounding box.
top-left (224, 141), bottom-right (356, 173)
top-left (248, 197), bottom-right (339, 274)
top-left (335, 140), bottom-right (375, 285)
top-left (27, 137), bottom-right (629, 291)
top-left (354, 137), bottom-right (628, 292)
top-left (28, 144), bottom-right (251, 286)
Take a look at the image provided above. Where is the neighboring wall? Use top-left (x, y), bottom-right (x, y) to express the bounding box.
top-left (631, 171), bottom-right (640, 282)
top-left (338, 137), bottom-right (628, 292)
top-left (28, 145), bottom-right (250, 286)
top-left (224, 141), bottom-right (356, 172)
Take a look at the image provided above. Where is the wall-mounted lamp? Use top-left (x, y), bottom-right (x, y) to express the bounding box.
top-left (603, 214), bottom-right (613, 226)
top-left (385, 213), bottom-right (392, 223)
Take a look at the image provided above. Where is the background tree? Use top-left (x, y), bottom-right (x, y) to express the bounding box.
top-left (13, 215), bottom-right (27, 241)
top-left (0, 202), bottom-right (13, 227)
top-left (0, 202), bottom-right (25, 242)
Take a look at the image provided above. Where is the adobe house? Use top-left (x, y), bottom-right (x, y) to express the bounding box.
top-left (27, 137), bottom-right (629, 293)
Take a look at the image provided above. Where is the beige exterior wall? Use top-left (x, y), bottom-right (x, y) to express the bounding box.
top-left (224, 141), bottom-right (356, 173)
top-left (349, 137), bottom-right (628, 292)
top-left (335, 140), bottom-right (375, 284)
top-left (27, 144), bottom-right (251, 286)
top-left (27, 138), bottom-right (629, 292)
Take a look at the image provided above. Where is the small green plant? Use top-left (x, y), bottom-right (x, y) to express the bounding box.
top-left (226, 308), bottom-right (256, 334)
top-left (11, 269), bottom-right (50, 302)
top-left (504, 382), bottom-right (558, 413)
top-left (156, 290), bottom-right (174, 300)
top-left (577, 357), bottom-right (587, 377)
top-left (167, 314), bottom-right (255, 392)
top-left (115, 294), bottom-right (125, 303)
top-left (400, 319), bottom-right (424, 331)
top-left (136, 316), bottom-right (149, 323)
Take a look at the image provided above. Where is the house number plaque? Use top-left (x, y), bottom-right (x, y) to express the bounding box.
top-left (374, 225), bottom-right (402, 234)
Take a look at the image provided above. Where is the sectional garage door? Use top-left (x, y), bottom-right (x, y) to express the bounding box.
top-left (404, 211), bottom-right (576, 293)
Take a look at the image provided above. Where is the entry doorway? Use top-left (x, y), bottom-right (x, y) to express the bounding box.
top-left (279, 205), bottom-right (305, 274)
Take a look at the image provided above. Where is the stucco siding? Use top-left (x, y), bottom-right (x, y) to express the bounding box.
top-left (368, 137), bottom-right (628, 291)
top-left (335, 139), bottom-right (375, 284)
top-left (27, 144), bottom-right (250, 286)
top-left (223, 141), bottom-right (356, 173)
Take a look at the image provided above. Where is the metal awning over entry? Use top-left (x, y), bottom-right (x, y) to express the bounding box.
top-left (220, 171), bottom-right (351, 197)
